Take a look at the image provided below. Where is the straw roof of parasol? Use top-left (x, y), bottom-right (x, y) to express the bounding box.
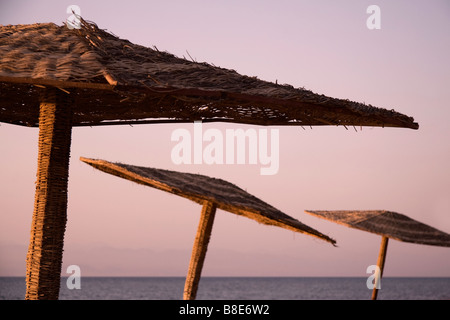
top-left (81, 157), bottom-right (336, 245)
top-left (305, 210), bottom-right (450, 299)
top-left (304, 210), bottom-right (450, 247)
top-left (0, 19), bottom-right (419, 129)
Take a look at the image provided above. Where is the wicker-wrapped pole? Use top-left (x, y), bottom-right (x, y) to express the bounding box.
top-left (371, 236), bottom-right (389, 300)
top-left (25, 89), bottom-right (72, 300)
top-left (183, 201), bottom-right (217, 300)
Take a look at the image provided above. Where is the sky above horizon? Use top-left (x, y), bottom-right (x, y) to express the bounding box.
top-left (1, 0), bottom-right (450, 282)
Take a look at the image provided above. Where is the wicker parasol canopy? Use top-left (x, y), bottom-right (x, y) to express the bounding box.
top-left (82, 157), bottom-right (336, 244)
top-left (0, 19), bottom-right (419, 129)
top-left (81, 157), bottom-right (336, 299)
top-left (304, 210), bottom-right (450, 247)
top-left (305, 210), bottom-right (450, 300)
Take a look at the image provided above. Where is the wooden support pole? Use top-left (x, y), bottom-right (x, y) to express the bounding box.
top-left (183, 201), bottom-right (217, 300)
top-left (25, 89), bottom-right (72, 300)
top-left (371, 236), bottom-right (389, 300)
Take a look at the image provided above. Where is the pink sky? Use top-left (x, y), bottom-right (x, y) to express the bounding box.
top-left (1, 0), bottom-right (450, 278)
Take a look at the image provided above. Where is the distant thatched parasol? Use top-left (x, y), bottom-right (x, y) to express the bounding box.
top-left (0, 18), bottom-right (418, 300)
top-left (305, 210), bottom-right (450, 299)
top-left (81, 157), bottom-right (336, 299)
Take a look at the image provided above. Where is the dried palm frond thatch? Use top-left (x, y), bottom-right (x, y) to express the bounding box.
top-left (81, 157), bottom-right (336, 243)
top-left (305, 210), bottom-right (450, 299)
top-left (81, 157), bottom-right (336, 299)
top-left (305, 210), bottom-right (450, 247)
top-left (0, 19), bottom-right (419, 129)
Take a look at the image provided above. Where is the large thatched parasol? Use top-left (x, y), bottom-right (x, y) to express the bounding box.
top-left (0, 19), bottom-right (419, 129)
top-left (0, 18), bottom-right (418, 300)
top-left (305, 210), bottom-right (450, 299)
top-left (81, 157), bottom-right (336, 299)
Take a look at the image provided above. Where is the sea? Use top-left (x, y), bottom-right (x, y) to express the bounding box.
top-left (1, 277), bottom-right (450, 300)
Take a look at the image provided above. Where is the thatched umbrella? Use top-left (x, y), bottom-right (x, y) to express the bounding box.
top-left (0, 19), bottom-right (418, 300)
top-left (304, 210), bottom-right (450, 300)
top-left (80, 157), bottom-right (336, 299)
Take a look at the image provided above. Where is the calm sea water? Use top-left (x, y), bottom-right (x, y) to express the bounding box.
top-left (1, 277), bottom-right (449, 300)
